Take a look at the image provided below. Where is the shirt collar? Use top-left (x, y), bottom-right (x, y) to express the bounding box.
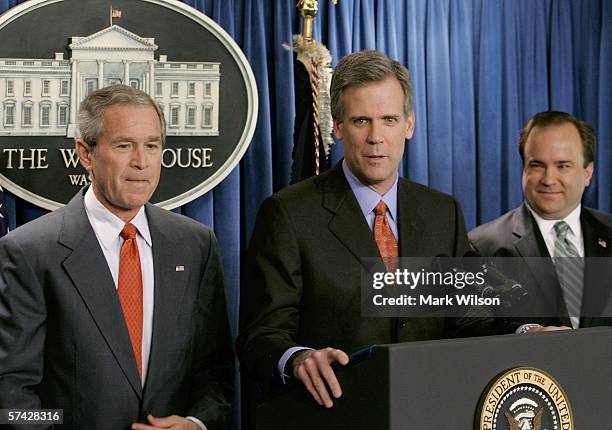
top-left (84, 186), bottom-right (152, 250)
top-left (342, 159), bottom-right (398, 222)
top-left (526, 202), bottom-right (582, 240)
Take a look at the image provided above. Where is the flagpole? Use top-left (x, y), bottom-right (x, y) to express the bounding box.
top-left (297, 0), bottom-right (337, 41)
top-left (297, 0), bottom-right (316, 41)
top-left (109, 5), bottom-right (113, 26)
top-left (291, 0), bottom-right (337, 180)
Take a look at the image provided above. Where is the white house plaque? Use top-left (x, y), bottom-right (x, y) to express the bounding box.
top-left (0, 0), bottom-right (258, 210)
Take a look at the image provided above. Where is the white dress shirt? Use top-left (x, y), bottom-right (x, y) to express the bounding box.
top-left (84, 187), bottom-right (155, 384)
top-left (527, 203), bottom-right (584, 258)
top-left (84, 188), bottom-right (207, 430)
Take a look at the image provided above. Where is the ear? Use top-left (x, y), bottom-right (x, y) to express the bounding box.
top-left (75, 139), bottom-right (93, 172)
top-left (405, 111), bottom-right (415, 140)
top-left (333, 119), bottom-right (344, 140)
top-left (584, 161), bottom-right (594, 186)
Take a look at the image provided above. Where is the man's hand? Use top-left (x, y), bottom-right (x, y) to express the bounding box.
top-left (290, 347), bottom-right (349, 408)
top-left (132, 415), bottom-right (200, 430)
top-left (527, 325), bottom-right (571, 333)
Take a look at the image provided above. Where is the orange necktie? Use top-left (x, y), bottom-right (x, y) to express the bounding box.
top-left (118, 223), bottom-right (143, 378)
top-left (373, 200), bottom-right (399, 272)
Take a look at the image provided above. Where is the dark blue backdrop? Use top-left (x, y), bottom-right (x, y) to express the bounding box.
top-left (1, 1), bottom-right (611, 428)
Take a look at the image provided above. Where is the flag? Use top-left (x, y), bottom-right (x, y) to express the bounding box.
top-left (110, 7), bottom-right (122, 26)
top-left (290, 36), bottom-right (334, 184)
top-left (291, 54), bottom-right (324, 182)
top-left (0, 185), bottom-right (9, 238)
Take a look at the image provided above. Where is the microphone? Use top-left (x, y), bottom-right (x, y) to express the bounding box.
top-left (432, 251), bottom-right (528, 309)
top-left (461, 251), bottom-right (528, 308)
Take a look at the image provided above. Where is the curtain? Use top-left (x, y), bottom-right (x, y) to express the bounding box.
top-left (1, 1), bottom-right (611, 428)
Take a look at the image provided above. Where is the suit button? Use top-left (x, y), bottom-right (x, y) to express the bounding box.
top-left (399, 321), bottom-right (406, 328)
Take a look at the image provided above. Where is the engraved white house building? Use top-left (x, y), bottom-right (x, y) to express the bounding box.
top-left (0, 25), bottom-right (220, 137)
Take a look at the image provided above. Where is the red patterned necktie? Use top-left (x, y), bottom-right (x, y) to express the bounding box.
top-left (118, 223), bottom-right (143, 378)
top-left (373, 200), bottom-right (399, 271)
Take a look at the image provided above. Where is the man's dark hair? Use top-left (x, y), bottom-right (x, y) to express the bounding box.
top-left (519, 111), bottom-right (596, 166)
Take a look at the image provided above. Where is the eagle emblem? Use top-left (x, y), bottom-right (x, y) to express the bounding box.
top-left (505, 402), bottom-right (543, 430)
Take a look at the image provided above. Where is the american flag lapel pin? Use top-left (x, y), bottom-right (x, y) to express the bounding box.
top-left (598, 238), bottom-right (607, 248)
top-left (175, 265), bottom-right (185, 272)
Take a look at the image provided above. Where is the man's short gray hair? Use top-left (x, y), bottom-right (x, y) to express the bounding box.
top-left (330, 50), bottom-right (414, 121)
top-left (76, 84), bottom-right (166, 150)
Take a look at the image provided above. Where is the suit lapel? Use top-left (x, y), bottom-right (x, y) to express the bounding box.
top-left (323, 165), bottom-right (397, 325)
top-left (396, 181), bottom-right (429, 257)
top-left (581, 209), bottom-right (612, 326)
top-left (511, 206), bottom-right (565, 321)
top-left (323, 165), bottom-right (381, 270)
top-left (142, 205), bottom-right (189, 396)
top-left (323, 166), bottom-right (429, 264)
top-left (59, 190), bottom-right (142, 398)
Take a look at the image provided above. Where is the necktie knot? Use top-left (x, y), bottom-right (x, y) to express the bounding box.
top-left (553, 221), bottom-right (570, 239)
top-left (121, 223), bottom-right (138, 241)
top-left (374, 200), bottom-right (387, 216)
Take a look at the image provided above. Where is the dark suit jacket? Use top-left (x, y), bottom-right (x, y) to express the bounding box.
top-left (469, 204), bottom-right (612, 329)
top-left (236, 163), bottom-right (476, 385)
top-left (0, 189), bottom-right (234, 430)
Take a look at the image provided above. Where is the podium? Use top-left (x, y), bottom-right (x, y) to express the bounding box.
top-left (257, 327), bottom-right (612, 429)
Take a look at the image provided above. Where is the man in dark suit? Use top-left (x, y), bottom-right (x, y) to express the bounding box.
top-left (469, 111), bottom-right (612, 332)
top-left (236, 51), bottom-right (475, 409)
top-left (0, 85), bottom-right (234, 430)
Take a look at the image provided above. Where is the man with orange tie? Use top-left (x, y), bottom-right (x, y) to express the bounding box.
top-left (237, 51), bottom-right (474, 410)
top-left (0, 85), bottom-right (233, 430)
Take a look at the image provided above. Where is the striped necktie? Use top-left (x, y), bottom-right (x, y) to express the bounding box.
top-left (553, 221), bottom-right (583, 329)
